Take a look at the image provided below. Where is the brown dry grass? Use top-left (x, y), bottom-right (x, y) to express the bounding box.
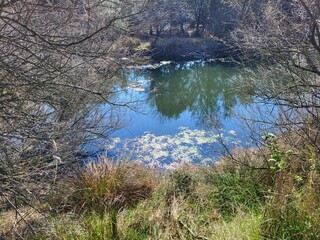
top-left (67, 157), bottom-right (158, 213)
top-left (0, 207), bottom-right (43, 239)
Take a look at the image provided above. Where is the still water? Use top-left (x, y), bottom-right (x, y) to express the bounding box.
top-left (101, 61), bottom-right (262, 170)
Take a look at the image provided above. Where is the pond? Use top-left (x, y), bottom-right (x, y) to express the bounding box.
top-left (96, 61), bottom-right (269, 170)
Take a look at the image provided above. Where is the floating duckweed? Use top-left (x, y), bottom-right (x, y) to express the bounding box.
top-left (229, 130), bottom-right (237, 136)
top-left (106, 127), bottom-right (240, 169)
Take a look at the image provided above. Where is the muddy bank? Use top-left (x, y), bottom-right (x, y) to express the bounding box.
top-left (144, 37), bottom-right (237, 62)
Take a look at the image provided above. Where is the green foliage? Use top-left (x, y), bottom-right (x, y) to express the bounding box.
top-left (119, 167), bottom-right (265, 239)
top-left (262, 199), bottom-right (320, 239)
top-left (82, 213), bottom-right (115, 240)
top-left (38, 158), bottom-right (157, 240)
top-left (123, 228), bottom-right (148, 240)
top-left (207, 172), bottom-right (264, 219)
top-left (34, 213), bottom-right (115, 240)
top-left (305, 143), bottom-right (320, 173)
top-left (263, 132), bottom-right (292, 171)
top-left (260, 134), bottom-right (320, 239)
top-left (209, 211), bottom-right (263, 240)
top-left (172, 171), bottom-right (194, 196)
top-left (9, 151), bottom-right (320, 240)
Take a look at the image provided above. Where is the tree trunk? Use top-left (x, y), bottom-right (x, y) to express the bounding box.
top-left (195, 20), bottom-right (200, 37)
top-left (180, 23), bottom-right (185, 33)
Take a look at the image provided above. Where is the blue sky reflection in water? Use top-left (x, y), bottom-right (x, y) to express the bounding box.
top-left (102, 61), bottom-right (260, 170)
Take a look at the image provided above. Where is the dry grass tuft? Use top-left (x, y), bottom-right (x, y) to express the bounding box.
top-left (70, 157), bottom-right (158, 213)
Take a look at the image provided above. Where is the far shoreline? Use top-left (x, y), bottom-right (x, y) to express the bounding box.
top-left (120, 36), bottom-right (240, 67)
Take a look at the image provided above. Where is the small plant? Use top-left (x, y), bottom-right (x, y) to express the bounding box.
top-left (260, 133), bottom-right (320, 239)
top-left (263, 132), bottom-right (292, 171)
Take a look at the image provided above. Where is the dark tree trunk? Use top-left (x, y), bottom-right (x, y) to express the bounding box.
top-left (180, 23), bottom-right (185, 33)
top-left (195, 19), bottom-right (201, 37)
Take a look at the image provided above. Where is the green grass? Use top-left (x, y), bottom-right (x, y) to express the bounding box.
top-left (261, 189), bottom-right (320, 239)
top-left (34, 213), bottom-right (114, 240)
top-left (206, 171), bottom-right (265, 219)
top-left (2, 152), bottom-right (320, 239)
top-left (119, 166), bottom-right (264, 239)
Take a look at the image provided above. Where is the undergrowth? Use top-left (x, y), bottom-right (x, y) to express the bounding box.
top-left (1, 139), bottom-right (320, 239)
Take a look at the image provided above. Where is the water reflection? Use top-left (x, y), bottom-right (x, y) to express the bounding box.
top-left (105, 61), bottom-right (255, 168)
top-left (145, 62), bottom-right (245, 127)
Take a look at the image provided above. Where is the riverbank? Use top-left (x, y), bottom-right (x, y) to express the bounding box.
top-left (121, 36), bottom-right (237, 65)
top-left (1, 156), bottom-right (263, 239)
top-left (148, 37), bottom-right (235, 62)
top-left (1, 131), bottom-right (320, 239)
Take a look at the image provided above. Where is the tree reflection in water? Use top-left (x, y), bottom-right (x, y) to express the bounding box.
top-left (105, 62), bottom-right (254, 168)
top-left (147, 61), bottom-right (248, 128)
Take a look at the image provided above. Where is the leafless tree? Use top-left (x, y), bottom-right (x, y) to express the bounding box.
top-left (228, 0), bottom-right (320, 183)
top-left (0, 0), bottom-right (151, 230)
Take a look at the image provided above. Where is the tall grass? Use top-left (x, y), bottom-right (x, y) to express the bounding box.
top-left (75, 157), bottom-right (157, 212)
top-left (33, 213), bottom-right (115, 240)
top-left (2, 143), bottom-right (320, 239)
top-left (36, 157), bottom-right (157, 239)
top-left (258, 134), bottom-right (320, 239)
top-left (120, 165), bottom-right (265, 239)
